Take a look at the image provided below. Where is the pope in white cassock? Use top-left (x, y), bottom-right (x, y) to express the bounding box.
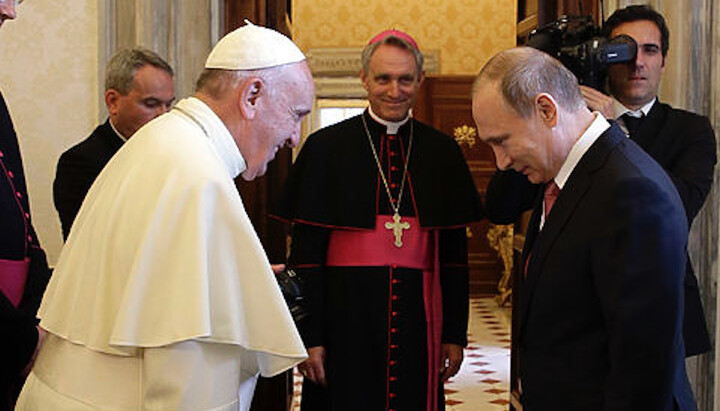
top-left (16, 22), bottom-right (315, 411)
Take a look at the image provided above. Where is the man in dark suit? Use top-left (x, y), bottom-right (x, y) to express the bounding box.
top-left (474, 47), bottom-right (696, 410)
top-left (53, 48), bottom-right (175, 239)
top-left (583, 5), bottom-right (716, 357)
top-left (0, 3), bottom-right (51, 410)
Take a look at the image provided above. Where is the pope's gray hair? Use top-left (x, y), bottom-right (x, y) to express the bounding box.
top-left (194, 65), bottom-right (291, 100)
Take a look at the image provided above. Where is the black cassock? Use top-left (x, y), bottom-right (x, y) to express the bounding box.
top-left (0, 93), bottom-right (51, 411)
top-left (274, 112), bottom-right (483, 410)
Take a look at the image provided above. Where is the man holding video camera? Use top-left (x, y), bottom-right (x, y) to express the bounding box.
top-left (580, 5), bottom-right (716, 358)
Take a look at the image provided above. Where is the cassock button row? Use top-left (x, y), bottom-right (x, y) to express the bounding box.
top-left (391, 344), bottom-right (399, 349)
top-left (24, 213), bottom-right (30, 219)
top-left (0, 150), bottom-right (4, 157)
top-left (388, 135), bottom-right (396, 141)
top-left (389, 393), bottom-right (397, 399)
top-left (390, 183), bottom-right (397, 189)
top-left (8, 171), bottom-right (13, 178)
top-left (392, 295), bottom-right (399, 301)
top-left (27, 235), bottom-right (32, 242)
top-left (390, 376), bottom-right (397, 381)
top-left (389, 360), bottom-right (397, 366)
top-left (391, 264), bottom-right (397, 269)
top-left (391, 166), bottom-right (397, 171)
top-left (391, 328), bottom-right (397, 333)
top-left (16, 192), bottom-right (22, 198)
top-left (392, 311), bottom-right (398, 317)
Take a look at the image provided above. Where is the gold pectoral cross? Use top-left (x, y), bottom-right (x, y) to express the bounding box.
top-left (385, 213), bottom-right (410, 248)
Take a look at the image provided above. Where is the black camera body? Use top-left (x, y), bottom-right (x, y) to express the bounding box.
top-left (528, 15), bottom-right (637, 91)
top-left (276, 268), bottom-right (309, 323)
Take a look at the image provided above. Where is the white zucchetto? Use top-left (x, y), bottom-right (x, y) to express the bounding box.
top-left (205, 20), bottom-right (306, 70)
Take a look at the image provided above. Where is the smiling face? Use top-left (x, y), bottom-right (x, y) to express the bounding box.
top-left (106, 64), bottom-right (175, 139)
top-left (607, 20), bottom-right (665, 110)
top-left (239, 62), bottom-right (315, 181)
top-left (361, 44), bottom-right (424, 122)
top-left (472, 80), bottom-right (557, 184)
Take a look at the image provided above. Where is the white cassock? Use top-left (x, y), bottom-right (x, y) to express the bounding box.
top-left (16, 97), bottom-right (307, 410)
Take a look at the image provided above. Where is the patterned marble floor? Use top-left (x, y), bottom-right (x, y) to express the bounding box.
top-left (445, 297), bottom-right (512, 410)
top-left (291, 296), bottom-right (512, 410)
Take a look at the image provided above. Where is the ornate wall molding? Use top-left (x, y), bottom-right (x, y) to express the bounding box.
top-left (306, 47), bottom-right (440, 77)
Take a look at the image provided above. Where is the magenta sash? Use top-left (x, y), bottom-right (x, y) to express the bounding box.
top-left (326, 215), bottom-right (442, 411)
top-left (0, 257), bottom-right (29, 307)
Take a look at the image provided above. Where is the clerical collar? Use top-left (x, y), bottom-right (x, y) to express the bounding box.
top-left (108, 119), bottom-right (128, 143)
top-left (613, 97), bottom-right (656, 120)
top-left (367, 106), bottom-right (410, 135)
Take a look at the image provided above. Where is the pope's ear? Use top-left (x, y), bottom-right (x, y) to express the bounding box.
top-left (238, 78), bottom-right (264, 119)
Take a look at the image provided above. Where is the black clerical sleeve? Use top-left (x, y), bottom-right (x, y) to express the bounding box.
top-left (288, 222), bottom-right (329, 349)
top-left (484, 169), bottom-right (540, 224)
top-left (17, 226), bottom-right (51, 318)
top-left (439, 227), bottom-right (469, 346)
top-left (0, 294), bottom-right (38, 377)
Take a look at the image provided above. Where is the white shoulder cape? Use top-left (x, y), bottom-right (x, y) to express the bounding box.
top-left (38, 98), bottom-right (306, 377)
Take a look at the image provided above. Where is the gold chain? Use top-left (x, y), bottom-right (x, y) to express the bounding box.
top-left (361, 113), bottom-right (414, 215)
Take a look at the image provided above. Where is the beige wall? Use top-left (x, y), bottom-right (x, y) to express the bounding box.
top-left (292, 0), bottom-right (517, 75)
top-left (0, 0), bottom-right (100, 264)
top-left (0, 1), bottom-right (217, 265)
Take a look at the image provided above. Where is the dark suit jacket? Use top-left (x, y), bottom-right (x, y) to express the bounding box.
top-left (631, 101), bottom-right (716, 356)
top-left (487, 102), bottom-right (716, 356)
top-left (519, 125), bottom-right (695, 410)
top-left (0, 93), bottom-right (51, 411)
top-left (53, 120), bottom-right (124, 239)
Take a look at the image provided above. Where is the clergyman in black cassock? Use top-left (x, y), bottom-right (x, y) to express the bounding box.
top-left (274, 30), bottom-right (482, 411)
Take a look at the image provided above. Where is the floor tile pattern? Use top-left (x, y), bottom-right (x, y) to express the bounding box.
top-left (291, 297), bottom-right (511, 410)
top-left (445, 297), bottom-right (511, 410)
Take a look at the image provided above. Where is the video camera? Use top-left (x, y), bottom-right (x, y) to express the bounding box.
top-left (527, 15), bottom-right (637, 91)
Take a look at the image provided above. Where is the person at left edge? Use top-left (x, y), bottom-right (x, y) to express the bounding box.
top-left (16, 21), bottom-right (313, 411)
top-left (0, 1), bottom-right (51, 410)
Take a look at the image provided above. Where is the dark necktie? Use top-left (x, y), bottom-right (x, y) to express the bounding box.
top-left (622, 114), bottom-right (643, 139)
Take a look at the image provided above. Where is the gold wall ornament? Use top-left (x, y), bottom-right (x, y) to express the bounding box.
top-left (486, 223), bottom-right (514, 306)
top-left (453, 125), bottom-right (477, 148)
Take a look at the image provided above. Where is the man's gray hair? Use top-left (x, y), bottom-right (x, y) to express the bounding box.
top-left (194, 65), bottom-right (286, 100)
top-left (473, 47), bottom-right (586, 118)
top-left (105, 48), bottom-right (174, 94)
top-left (361, 35), bottom-right (424, 74)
